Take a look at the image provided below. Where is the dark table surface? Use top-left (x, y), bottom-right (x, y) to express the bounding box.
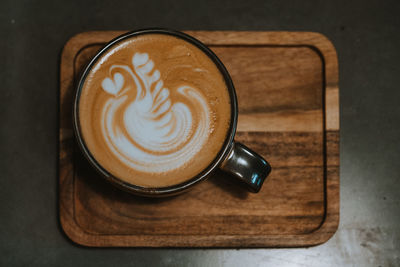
top-left (1, 0), bottom-right (399, 266)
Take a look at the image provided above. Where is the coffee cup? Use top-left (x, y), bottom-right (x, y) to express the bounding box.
top-left (73, 29), bottom-right (271, 197)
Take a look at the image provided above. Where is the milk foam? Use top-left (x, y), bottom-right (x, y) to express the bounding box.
top-left (100, 52), bottom-right (211, 173)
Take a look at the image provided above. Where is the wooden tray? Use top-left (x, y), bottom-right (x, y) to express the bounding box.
top-left (59, 31), bottom-right (339, 247)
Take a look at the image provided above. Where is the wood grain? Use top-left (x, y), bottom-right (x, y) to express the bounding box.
top-left (59, 31), bottom-right (339, 247)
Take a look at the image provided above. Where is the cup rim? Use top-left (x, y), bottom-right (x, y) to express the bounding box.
top-left (73, 28), bottom-right (238, 197)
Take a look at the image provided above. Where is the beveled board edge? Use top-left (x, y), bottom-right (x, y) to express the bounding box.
top-left (59, 31), bottom-right (339, 247)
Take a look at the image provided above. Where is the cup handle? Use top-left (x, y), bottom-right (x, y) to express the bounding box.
top-left (219, 142), bottom-right (271, 193)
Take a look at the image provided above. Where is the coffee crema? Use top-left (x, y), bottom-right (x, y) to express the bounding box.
top-left (78, 33), bottom-right (231, 187)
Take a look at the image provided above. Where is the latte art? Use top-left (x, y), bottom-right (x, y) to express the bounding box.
top-left (78, 33), bottom-right (231, 187)
top-left (101, 52), bottom-right (211, 173)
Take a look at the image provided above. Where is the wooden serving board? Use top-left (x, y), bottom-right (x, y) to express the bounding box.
top-left (59, 31), bottom-right (339, 247)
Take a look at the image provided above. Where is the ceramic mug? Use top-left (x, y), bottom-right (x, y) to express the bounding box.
top-left (73, 29), bottom-right (271, 197)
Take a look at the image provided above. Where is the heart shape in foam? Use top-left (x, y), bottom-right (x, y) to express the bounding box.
top-left (101, 73), bottom-right (124, 96)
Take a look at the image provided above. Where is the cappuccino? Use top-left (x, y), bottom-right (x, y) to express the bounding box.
top-left (78, 33), bottom-right (231, 187)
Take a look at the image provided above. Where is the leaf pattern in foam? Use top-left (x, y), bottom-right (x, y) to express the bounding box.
top-left (131, 53), bottom-right (171, 119)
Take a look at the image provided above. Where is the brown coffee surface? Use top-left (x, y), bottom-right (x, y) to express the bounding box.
top-left (78, 33), bottom-right (231, 187)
